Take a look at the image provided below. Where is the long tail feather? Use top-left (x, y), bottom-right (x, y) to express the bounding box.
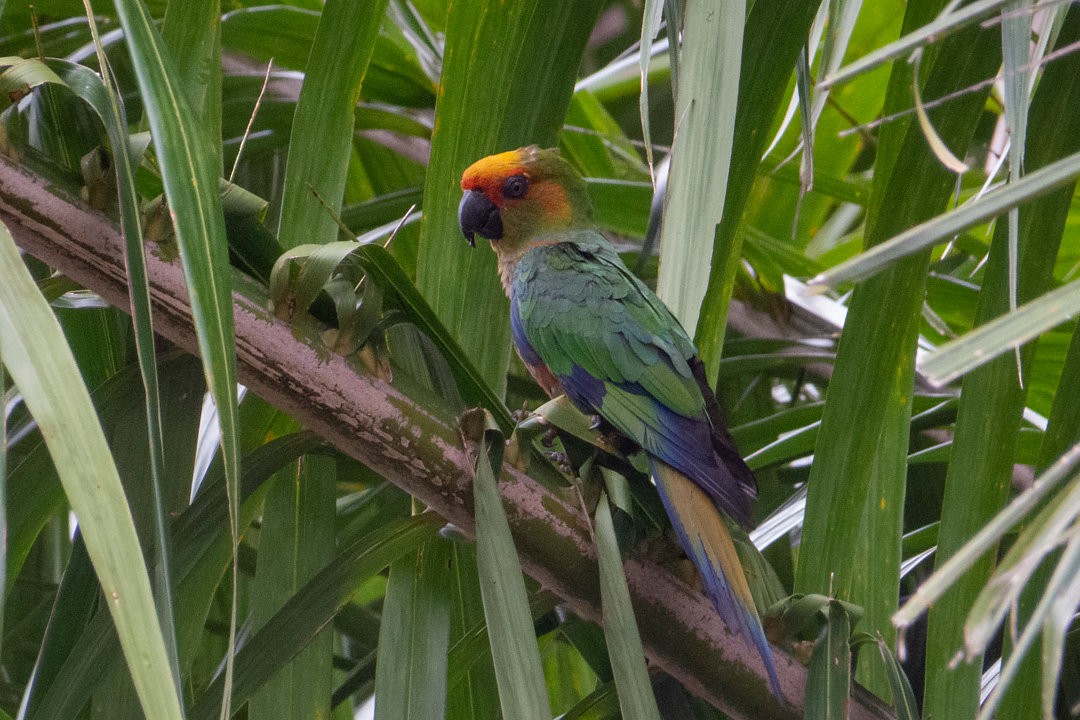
top-left (651, 459), bottom-right (783, 698)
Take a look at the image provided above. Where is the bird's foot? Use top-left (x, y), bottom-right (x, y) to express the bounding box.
top-left (510, 406), bottom-right (533, 424)
top-left (544, 450), bottom-right (573, 475)
top-left (540, 426), bottom-right (561, 448)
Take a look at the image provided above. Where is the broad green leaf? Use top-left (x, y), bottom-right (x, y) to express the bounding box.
top-left (444, 542), bottom-right (501, 720)
top-left (850, 383), bottom-right (909, 700)
top-left (374, 539), bottom-right (452, 720)
top-left (557, 616), bottom-right (614, 684)
top-left (220, 6), bottom-right (320, 72)
top-left (0, 224), bottom-right (183, 720)
top-left (277, 0), bottom-right (389, 250)
top-left (584, 178), bottom-right (651, 239)
top-left (540, 631), bottom-right (601, 715)
top-left (160, 0), bottom-right (222, 170)
top-left (414, 0), bottom-right (603, 396)
top-left (557, 682), bottom-right (621, 720)
top-left (249, 455), bottom-right (336, 720)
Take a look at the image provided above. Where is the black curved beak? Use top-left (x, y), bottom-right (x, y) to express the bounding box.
top-left (458, 190), bottom-right (503, 247)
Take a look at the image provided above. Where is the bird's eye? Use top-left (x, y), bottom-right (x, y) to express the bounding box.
top-left (502, 174), bottom-right (528, 199)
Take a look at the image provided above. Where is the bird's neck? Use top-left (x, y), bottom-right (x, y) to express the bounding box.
top-left (494, 240), bottom-right (530, 297)
top-left (493, 231), bottom-right (579, 297)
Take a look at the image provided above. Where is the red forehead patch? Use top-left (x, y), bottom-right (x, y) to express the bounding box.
top-left (460, 149), bottom-right (528, 200)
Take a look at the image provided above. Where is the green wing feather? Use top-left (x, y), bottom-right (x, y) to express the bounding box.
top-left (515, 229), bottom-right (703, 421)
top-left (514, 229), bottom-right (753, 514)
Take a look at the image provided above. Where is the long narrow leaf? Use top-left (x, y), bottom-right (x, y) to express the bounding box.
top-left (249, 455), bottom-right (336, 720)
top-left (805, 602), bottom-right (851, 720)
top-left (876, 637), bottom-right (920, 720)
top-left (795, 0), bottom-right (999, 635)
top-left (468, 412), bottom-right (552, 720)
top-left (1001, 0), bottom-right (1032, 327)
top-left (922, 12), bottom-right (1080, 715)
top-left (810, 149), bottom-right (1080, 289)
top-left (819, 0), bottom-right (1013, 89)
top-left (655, 0), bottom-right (743, 332)
top-left (921, 279), bottom-right (1080, 385)
top-left (594, 491), bottom-right (661, 720)
top-left (444, 543), bottom-right (502, 719)
top-left (975, 529), bottom-right (1080, 720)
top-left (160, 0), bottom-right (222, 157)
top-left (0, 50), bottom-right (183, 692)
top-left (0, 224), bottom-right (183, 720)
top-left (894, 443), bottom-right (1080, 627)
top-left (693, 0), bottom-right (822, 383)
top-left (638, 0), bottom-right (664, 180)
top-left (110, 2), bottom-right (243, 714)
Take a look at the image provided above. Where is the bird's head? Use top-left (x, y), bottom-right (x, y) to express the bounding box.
top-left (458, 146), bottom-right (591, 254)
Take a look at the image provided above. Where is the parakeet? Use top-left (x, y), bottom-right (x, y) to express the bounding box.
top-left (458, 145), bottom-right (782, 697)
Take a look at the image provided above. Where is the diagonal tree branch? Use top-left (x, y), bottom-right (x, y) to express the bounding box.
top-left (0, 156), bottom-right (894, 720)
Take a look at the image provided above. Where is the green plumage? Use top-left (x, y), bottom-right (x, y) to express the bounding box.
top-left (514, 229), bottom-right (702, 419)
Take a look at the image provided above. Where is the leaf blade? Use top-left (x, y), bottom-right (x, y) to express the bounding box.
top-left (0, 224), bottom-right (184, 720)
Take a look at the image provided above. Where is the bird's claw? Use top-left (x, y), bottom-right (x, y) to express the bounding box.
top-left (544, 450), bottom-right (572, 475)
top-left (510, 406), bottom-right (533, 424)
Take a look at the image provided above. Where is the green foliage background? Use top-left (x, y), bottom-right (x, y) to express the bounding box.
top-left (0, 1), bottom-right (1078, 719)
